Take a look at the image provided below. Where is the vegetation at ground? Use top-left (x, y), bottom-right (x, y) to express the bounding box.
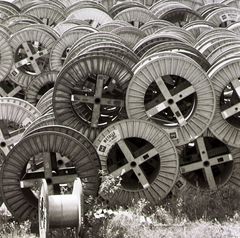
top-left (1, 185), bottom-right (240, 237)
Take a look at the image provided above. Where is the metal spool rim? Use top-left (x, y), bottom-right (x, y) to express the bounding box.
top-left (155, 26), bottom-right (196, 44)
top-left (66, 1), bottom-right (108, 15)
top-left (64, 32), bottom-right (124, 64)
top-left (23, 113), bottom-right (56, 138)
top-left (0, 97), bottom-right (41, 117)
top-left (98, 20), bottom-right (131, 31)
top-left (25, 71), bottom-right (58, 106)
top-left (151, 1), bottom-right (190, 14)
top-left (66, 7), bottom-right (112, 28)
top-left (62, 25), bottom-right (98, 36)
top-left (198, 37), bottom-right (240, 58)
top-left (195, 34), bottom-right (237, 51)
top-left (205, 7), bottom-right (240, 27)
top-left (23, 125), bottom-right (100, 168)
top-left (23, 4), bottom-right (67, 27)
top-left (75, 43), bottom-right (139, 67)
top-left (109, 1), bottom-right (146, 18)
top-left (141, 41), bottom-right (211, 72)
top-left (111, 26), bottom-right (147, 48)
top-left (157, 7), bottom-right (203, 26)
top-left (206, 41), bottom-right (240, 64)
top-left (36, 89), bottom-right (54, 108)
top-left (196, 28), bottom-right (235, 43)
top-left (49, 30), bottom-right (94, 71)
top-left (3, 14), bottom-right (44, 26)
top-left (113, 7), bottom-right (158, 28)
top-left (0, 32), bottom-right (14, 82)
top-left (183, 19), bottom-right (216, 29)
top-left (133, 32), bottom-right (194, 57)
top-left (210, 46), bottom-right (240, 66)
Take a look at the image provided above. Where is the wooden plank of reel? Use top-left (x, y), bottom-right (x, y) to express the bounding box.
top-left (39, 178), bottom-right (83, 238)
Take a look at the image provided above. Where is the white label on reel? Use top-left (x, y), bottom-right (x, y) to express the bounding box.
top-left (164, 128), bottom-right (179, 140)
top-left (220, 13), bottom-right (240, 22)
top-left (10, 67), bottom-right (19, 77)
top-left (98, 129), bottom-right (121, 156)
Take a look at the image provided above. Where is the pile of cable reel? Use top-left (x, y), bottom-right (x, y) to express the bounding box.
top-left (0, 0), bottom-right (240, 233)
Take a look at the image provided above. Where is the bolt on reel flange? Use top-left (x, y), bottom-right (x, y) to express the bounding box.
top-left (0, 130), bottom-right (100, 221)
top-left (126, 52), bottom-right (216, 146)
top-left (94, 119), bottom-right (179, 205)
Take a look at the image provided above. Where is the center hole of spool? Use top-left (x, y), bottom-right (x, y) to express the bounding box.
top-left (29, 56), bottom-right (34, 61)
top-left (130, 161), bottom-right (137, 168)
top-left (57, 159), bottom-right (64, 166)
top-left (95, 97), bottom-right (101, 104)
top-left (203, 161), bottom-right (210, 167)
top-left (167, 98), bottom-right (174, 105)
top-left (46, 178), bottom-right (52, 185)
top-left (0, 141), bottom-right (6, 147)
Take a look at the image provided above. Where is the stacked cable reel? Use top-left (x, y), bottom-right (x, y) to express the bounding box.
top-left (0, 0), bottom-right (240, 237)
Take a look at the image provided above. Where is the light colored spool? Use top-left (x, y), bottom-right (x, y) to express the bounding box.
top-left (9, 25), bottom-right (57, 88)
top-left (172, 130), bottom-right (240, 195)
top-left (114, 7), bottom-right (158, 28)
top-left (39, 178), bottom-right (83, 238)
top-left (208, 56), bottom-right (240, 147)
top-left (67, 6), bottom-right (112, 28)
top-left (94, 119), bottom-right (179, 205)
top-left (205, 7), bottom-right (240, 27)
top-left (23, 4), bottom-right (66, 27)
top-left (126, 52), bottom-right (215, 146)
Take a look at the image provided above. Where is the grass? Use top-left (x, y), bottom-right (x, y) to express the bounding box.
top-left (1, 185), bottom-right (240, 237)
